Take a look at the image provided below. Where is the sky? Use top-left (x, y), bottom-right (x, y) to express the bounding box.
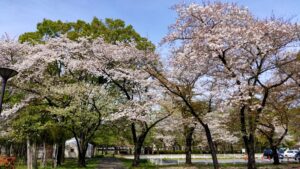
top-left (0, 0), bottom-right (300, 46)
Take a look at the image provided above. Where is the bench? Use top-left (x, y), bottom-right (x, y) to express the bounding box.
top-left (0, 156), bottom-right (16, 169)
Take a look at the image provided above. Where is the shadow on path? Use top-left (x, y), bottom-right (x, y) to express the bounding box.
top-left (98, 157), bottom-right (125, 169)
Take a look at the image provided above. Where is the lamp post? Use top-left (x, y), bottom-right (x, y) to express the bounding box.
top-left (0, 67), bottom-right (18, 114)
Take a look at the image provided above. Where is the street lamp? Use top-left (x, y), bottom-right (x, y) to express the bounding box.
top-left (0, 68), bottom-right (18, 114)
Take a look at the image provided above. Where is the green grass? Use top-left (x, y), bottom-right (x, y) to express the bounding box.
top-left (118, 157), bottom-right (300, 169)
top-left (119, 158), bottom-right (158, 169)
top-left (14, 158), bottom-right (100, 169)
top-left (194, 163), bottom-right (300, 169)
top-left (10, 157), bottom-right (300, 169)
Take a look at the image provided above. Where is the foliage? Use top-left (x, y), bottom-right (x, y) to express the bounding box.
top-left (8, 98), bottom-right (57, 142)
top-left (19, 17), bottom-right (155, 51)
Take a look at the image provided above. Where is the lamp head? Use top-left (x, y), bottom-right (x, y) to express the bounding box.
top-left (0, 68), bottom-right (18, 80)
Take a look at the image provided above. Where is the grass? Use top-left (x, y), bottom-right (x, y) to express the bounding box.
top-left (120, 158), bottom-right (158, 169)
top-left (194, 163), bottom-right (300, 169)
top-left (9, 156), bottom-right (300, 169)
top-left (14, 158), bottom-right (100, 169)
top-left (118, 157), bottom-right (300, 169)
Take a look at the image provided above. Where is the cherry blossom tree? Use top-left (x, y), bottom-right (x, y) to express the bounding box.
top-left (48, 83), bottom-right (115, 167)
top-left (154, 112), bottom-right (183, 150)
top-left (146, 58), bottom-right (221, 168)
top-left (257, 83), bottom-right (300, 164)
top-left (0, 36), bottom-right (38, 118)
top-left (41, 36), bottom-right (171, 166)
top-left (2, 32), bottom-right (170, 167)
top-left (1, 36), bottom-right (116, 167)
top-left (180, 108), bottom-right (197, 164)
top-left (0, 35), bottom-right (61, 169)
top-left (203, 110), bottom-right (239, 149)
top-left (162, 2), bottom-right (300, 169)
top-left (155, 99), bottom-right (197, 164)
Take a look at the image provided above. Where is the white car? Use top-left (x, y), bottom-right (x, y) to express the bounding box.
top-left (284, 150), bottom-right (299, 158)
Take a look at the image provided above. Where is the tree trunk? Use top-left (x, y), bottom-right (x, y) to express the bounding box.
top-left (77, 147), bottom-right (87, 167)
top-left (131, 122), bottom-right (148, 167)
top-left (9, 144), bottom-right (13, 156)
top-left (214, 142), bottom-right (218, 153)
top-left (27, 137), bottom-right (32, 169)
top-left (132, 142), bottom-right (143, 167)
top-left (105, 145), bottom-right (108, 155)
top-left (129, 114), bottom-right (168, 166)
top-left (114, 146), bottom-right (119, 155)
top-left (53, 144), bottom-right (58, 168)
top-left (246, 134), bottom-right (256, 169)
top-left (56, 143), bottom-right (63, 166)
top-left (271, 145), bottom-right (280, 165)
top-left (180, 98), bottom-right (219, 169)
top-left (41, 141), bottom-right (46, 168)
top-left (32, 142), bottom-right (38, 169)
top-left (76, 139), bottom-right (88, 167)
top-left (5, 144), bottom-right (10, 156)
top-left (22, 144), bottom-right (27, 164)
top-left (240, 105), bottom-right (257, 169)
top-left (241, 132), bottom-right (257, 169)
top-left (203, 124), bottom-right (219, 169)
top-left (61, 142), bottom-right (65, 163)
top-left (185, 126), bottom-right (195, 165)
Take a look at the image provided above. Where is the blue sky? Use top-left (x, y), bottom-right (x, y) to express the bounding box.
top-left (0, 0), bottom-right (299, 46)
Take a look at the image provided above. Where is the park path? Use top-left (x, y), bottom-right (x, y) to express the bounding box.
top-left (98, 157), bottom-right (125, 169)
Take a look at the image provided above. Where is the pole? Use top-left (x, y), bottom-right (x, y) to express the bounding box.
top-left (0, 67), bottom-right (18, 115)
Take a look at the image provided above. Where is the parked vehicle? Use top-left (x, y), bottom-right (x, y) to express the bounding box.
top-left (278, 153), bottom-right (284, 159)
top-left (284, 149), bottom-right (299, 158)
top-left (263, 148), bottom-right (285, 159)
top-left (278, 148), bottom-right (286, 159)
top-left (294, 151), bottom-right (300, 162)
top-left (263, 148), bottom-right (273, 158)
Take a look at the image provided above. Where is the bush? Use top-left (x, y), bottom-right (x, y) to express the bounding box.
top-left (154, 150), bottom-right (210, 154)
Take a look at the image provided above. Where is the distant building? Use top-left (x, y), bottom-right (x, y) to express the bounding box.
top-left (64, 138), bottom-right (93, 158)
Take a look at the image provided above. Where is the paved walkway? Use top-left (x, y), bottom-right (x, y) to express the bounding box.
top-left (98, 157), bottom-right (125, 169)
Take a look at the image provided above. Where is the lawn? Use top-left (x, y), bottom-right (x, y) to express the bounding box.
top-left (193, 163), bottom-right (300, 169)
top-left (14, 158), bottom-right (100, 169)
top-left (119, 157), bottom-right (300, 169)
top-left (120, 158), bottom-right (157, 169)
top-left (12, 157), bottom-right (300, 169)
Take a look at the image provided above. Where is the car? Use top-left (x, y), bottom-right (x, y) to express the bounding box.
top-left (284, 149), bottom-right (299, 158)
top-left (263, 148), bottom-right (285, 159)
top-left (263, 148), bottom-right (273, 158)
top-left (278, 148), bottom-right (286, 159)
top-left (278, 153), bottom-right (284, 159)
top-left (295, 151), bottom-right (300, 162)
